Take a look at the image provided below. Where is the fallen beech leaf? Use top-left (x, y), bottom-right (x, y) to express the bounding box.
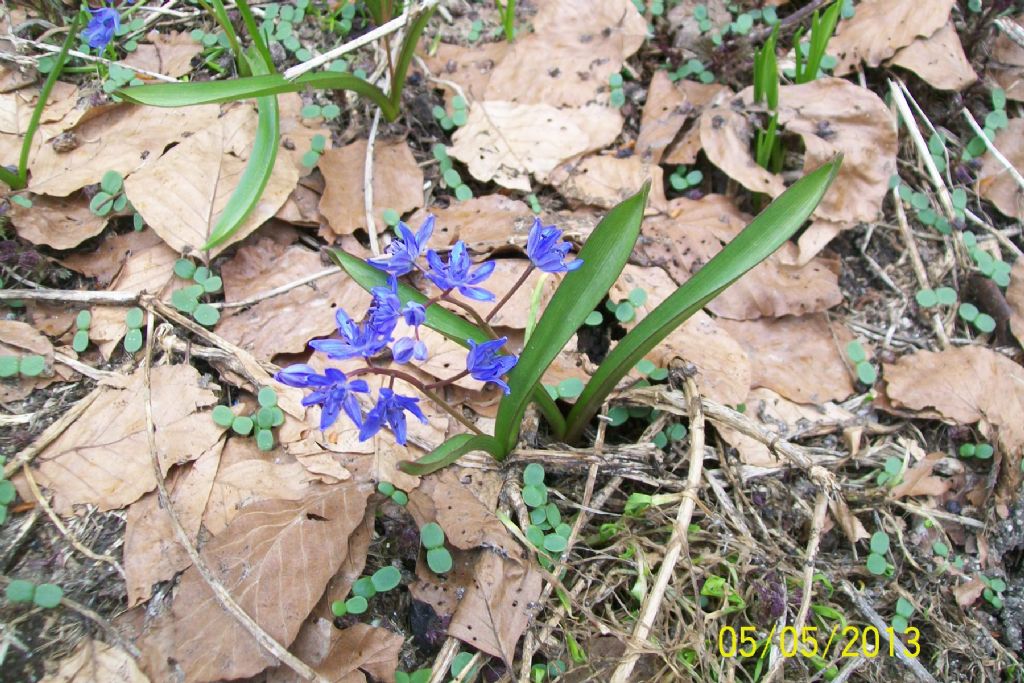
top-left (1007, 261), bottom-right (1024, 347)
top-left (40, 639), bottom-right (149, 683)
top-left (317, 139), bottom-right (423, 240)
top-left (315, 624), bottom-right (404, 682)
top-left (637, 71), bottom-right (727, 164)
top-left (0, 81), bottom-right (78, 164)
top-left (124, 440), bottom-right (224, 605)
top-left (978, 118), bottom-right (1024, 221)
top-left (405, 194), bottom-right (536, 254)
top-left (884, 346), bottom-right (1024, 454)
top-left (989, 15), bottom-right (1024, 101)
top-left (7, 193), bottom-right (107, 249)
top-left (550, 153), bottom-right (666, 210)
top-left (465, 259), bottom-right (560, 328)
top-left (125, 105), bottom-right (299, 256)
top-left (18, 364), bottom-right (222, 513)
top-left (29, 102), bottom-right (220, 197)
top-left (408, 468), bottom-right (517, 554)
top-left (829, 0), bottom-right (955, 75)
top-left (216, 238), bottom-right (372, 361)
top-left (717, 315), bottom-right (855, 404)
top-left (140, 483), bottom-right (372, 682)
top-left (891, 451), bottom-right (951, 499)
top-left (889, 22), bottom-right (977, 92)
top-left (422, 41), bottom-right (511, 107)
top-left (828, 497), bottom-right (870, 544)
top-left (123, 30), bottom-right (202, 78)
top-left (636, 195), bottom-right (843, 319)
top-left (954, 577), bottom-right (986, 607)
top-left (449, 101), bottom-right (622, 191)
top-left (700, 79), bottom-right (897, 235)
top-left (0, 319), bottom-right (55, 402)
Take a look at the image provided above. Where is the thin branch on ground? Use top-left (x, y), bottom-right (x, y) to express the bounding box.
top-left (0, 32), bottom-right (178, 82)
top-left (961, 108), bottom-right (1024, 194)
top-left (213, 266), bottom-right (341, 309)
top-left (889, 80), bottom-right (955, 220)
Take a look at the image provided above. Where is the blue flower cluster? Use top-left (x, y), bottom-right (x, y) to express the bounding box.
top-left (276, 215), bottom-right (582, 445)
top-left (83, 6), bottom-right (122, 51)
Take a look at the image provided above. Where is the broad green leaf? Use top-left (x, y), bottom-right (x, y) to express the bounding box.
top-left (496, 182), bottom-right (651, 453)
top-left (398, 433), bottom-right (502, 476)
top-left (564, 159), bottom-right (841, 442)
top-left (331, 249), bottom-right (566, 435)
top-left (203, 55), bottom-right (279, 250)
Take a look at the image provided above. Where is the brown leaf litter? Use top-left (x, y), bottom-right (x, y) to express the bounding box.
top-left (0, 319), bottom-right (57, 402)
top-left (988, 14), bottom-right (1024, 102)
top-left (123, 30), bottom-right (203, 78)
top-left (889, 22), bottom-right (977, 92)
top-left (39, 639), bottom-right (149, 683)
top-left (828, 0), bottom-right (955, 75)
top-left (6, 192), bottom-right (108, 250)
top-left (978, 117), bottom-right (1024, 221)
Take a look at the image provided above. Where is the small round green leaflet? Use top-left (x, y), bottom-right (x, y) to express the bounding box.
top-left (100, 170), bottom-right (124, 195)
top-left (323, 104), bottom-right (342, 119)
top-left (635, 359), bottom-right (656, 376)
top-left (72, 330), bottom-right (90, 353)
top-left (270, 407), bottom-right (285, 427)
top-left (895, 597), bottom-right (914, 618)
top-left (427, 547), bottom-right (453, 574)
top-left (608, 73), bottom-right (623, 88)
top-left (33, 583), bottom-right (63, 608)
top-left (10, 194), bottom-right (32, 208)
top-left (915, 289), bottom-right (937, 308)
top-left (377, 481), bottom-right (396, 496)
top-left (125, 307), bottom-right (144, 329)
top-left (856, 361), bottom-right (877, 385)
top-left (530, 507), bottom-right (547, 527)
top-left (19, 355), bottom-right (45, 377)
top-left (420, 522), bottom-right (445, 549)
top-left (989, 577), bottom-right (1007, 592)
top-left (301, 103), bottom-right (321, 119)
top-left (301, 151), bottom-right (320, 168)
top-left (455, 185), bottom-right (473, 202)
top-left (311, 135), bottom-right (326, 153)
top-left (452, 110), bottom-right (468, 127)
top-left (192, 266), bottom-right (211, 284)
top-left (0, 356), bottom-right (18, 378)
top-left (523, 463), bottom-right (545, 486)
top-left (390, 490), bottom-right (408, 506)
top-left (584, 311), bottom-right (603, 326)
top-left (974, 314), bottom-right (996, 334)
top-left (935, 287), bottom-right (957, 306)
top-left (557, 378), bottom-right (584, 399)
top-left (212, 405), bottom-right (235, 427)
top-left (451, 651), bottom-right (474, 678)
top-left (668, 423), bottom-right (687, 441)
top-left (610, 89), bottom-right (626, 108)
top-left (443, 168), bottom-right (462, 187)
top-left (345, 595), bottom-right (368, 614)
top-left (865, 553), bottom-right (887, 576)
top-left (331, 599), bottom-right (347, 617)
top-left (845, 340), bottom-right (866, 363)
top-left (615, 301), bottom-right (635, 322)
top-left (607, 406), bottom-right (629, 426)
top-left (653, 431), bottom-right (668, 449)
top-left (958, 302), bottom-right (979, 322)
top-left (543, 533), bottom-right (567, 553)
top-left (522, 484), bottom-right (548, 508)
top-left (76, 310), bottom-right (92, 330)
top-left (171, 288), bottom-right (199, 314)
top-left (194, 303), bottom-right (220, 327)
top-left (258, 386), bottom-right (278, 408)
top-left (255, 429), bottom-right (274, 451)
top-left (352, 577), bottom-right (377, 599)
top-left (959, 443), bottom-right (976, 458)
top-left (545, 503), bottom-right (561, 527)
top-left (976, 443), bottom-right (994, 459)
top-left (892, 615), bottom-right (908, 634)
top-left (432, 143), bottom-right (448, 161)
top-left (372, 566), bottom-right (401, 592)
top-left (124, 329), bottom-right (143, 354)
top-left (0, 480), bottom-right (15, 505)
top-left (203, 276), bottom-right (223, 294)
top-left (555, 522), bottom-right (571, 539)
top-left (526, 524), bottom-right (545, 548)
top-left (869, 531), bottom-right (890, 555)
top-left (382, 208), bottom-right (400, 226)
top-left (932, 541), bottom-right (949, 557)
top-left (255, 409), bottom-right (275, 430)
top-left (232, 415), bottom-right (254, 436)
top-left (5, 579), bottom-right (34, 603)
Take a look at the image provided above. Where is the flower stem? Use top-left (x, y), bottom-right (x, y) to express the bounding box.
top-left (442, 293), bottom-right (500, 340)
top-left (485, 264), bottom-right (534, 323)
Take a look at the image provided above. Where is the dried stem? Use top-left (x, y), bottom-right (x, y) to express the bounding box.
top-left (441, 293), bottom-right (500, 340)
top-left (485, 265), bottom-right (534, 323)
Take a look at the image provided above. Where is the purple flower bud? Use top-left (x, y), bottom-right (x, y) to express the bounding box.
top-left (402, 301), bottom-right (426, 327)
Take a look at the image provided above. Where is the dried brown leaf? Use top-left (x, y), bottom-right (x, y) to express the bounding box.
top-left (0, 319), bottom-right (55, 402)
top-left (40, 639), bottom-right (149, 683)
top-left (889, 22), bottom-right (977, 92)
top-left (318, 139), bottom-right (423, 240)
top-left (978, 118), bottom-right (1024, 220)
top-left (123, 30), bottom-right (202, 78)
top-left (883, 345), bottom-right (1024, 454)
top-left (1007, 261), bottom-right (1024, 348)
top-left (140, 483), bottom-right (372, 682)
top-left (954, 577), bottom-right (986, 607)
top-left (989, 15), bottom-right (1024, 101)
top-left (828, 497), bottom-right (870, 544)
top-left (891, 451), bottom-right (952, 499)
top-left (829, 0), bottom-right (955, 74)
top-left (422, 41), bottom-right (510, 106)
top-left (404, 194), bottom-right (535, 254)
top-left (315, 624), bottom-right (403, 683)
top-left (717, 315), bottom-right (855, 404)
top-left (637, 71), bottom-right (727, 164)
top-left (7, 193), bottom-right (107, 249)
top-left (550, 153), bottom-right (667, 210)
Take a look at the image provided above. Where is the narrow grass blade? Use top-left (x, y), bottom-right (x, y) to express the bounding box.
top-left (398, 433), bottom-right (503, 476)
top-left (563, 158), bottom-right (842, 443)
top-left (387, 7), bottom-right (436, 112)
top-left (203, 56), bottom-right (279, 250)
top-left (331, 249), bottom-right (566, 436)
top-left (494, 183), bottom-right (651, 454)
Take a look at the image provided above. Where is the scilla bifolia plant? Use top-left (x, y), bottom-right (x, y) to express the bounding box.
top-left (117, 0), bottom-right (435, 250)
top-left (277, 158), bottom-right (841, 476)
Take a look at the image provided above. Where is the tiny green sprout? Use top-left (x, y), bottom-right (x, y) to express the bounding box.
top-left (935, 287), bottom-right (957, 306)
top-left (124, 329), bottom-right (143, 354)
top-left (331, 598), bottom-right (347, 617)
top-left (932, 540), bottom-right (949, 558)
top-left (232, 415), bottom-right (254, 436)
top-left (635, 359), bottom-right (656, 376)
top-left (545, 502), bottom-right (561, 527)
top-left (522, 484), bottom-right (549, 508)
top-left (420, 522), bottom-right (445, 549)
top-left (352, 577), bottom-right (377, 599)
top-left (427, 547), bottom-right (453, 574)
top-left (372, 566), bottom-right (402, 592)
top-left (0, 356), bottom-right (18, 379)
top-left (301, 151), bottom-right (320, 168)
top-left (856, 361), bottom-right (877, 385)
top-left (76, 310), bottom-right (92, 330)
top-left (653, 431), bottom-right (668, 449)
top-left (958, 302), bottom-right (979, 323)
top-left (455, 185), bottom-right (473, 202)
top-left (865, 553), bottom-right (887, 576)
top-left (5, 579), bottom-right (35, 603)
top-left (33, 583), bottom-right (63, 609)
top-left (959, 443), bottom-right (976, 458)
top-left (531, 507), bottom-right (549, 528)
top-left (194, 303), bottom-right (220, 327)
top-left (584, 311), bottom-right (603, 326)
top-left (668, 423), bottom-right (687, 441)
top-left (628, 287), bottom-right (647, 307)
top-left (0, 480), bottom-right (15, 505)
top-left (171, 288), bottom-right (199, 314)
top-left (125, 307), bottom-right (144, 329)
top-left (442, 168), bottom-right (462, 187)
top-left (72, 329), bottom-right (90, 353)
top-left (255, 429), bottom-right (274, 451)
top-left (10, 194), bottom-right (32, 208)
top-left (322, 104), bottom-right (341, 120)
top-left (526, 524), bottom-right (545, 548)
top-left (523, 463), bottom-right (545, 486)
top-left (526, 193), bottom-right (542, 214)
top-left (451, 651), bottom-right (474, 678)
top-left (974, 313), bottom-right (996, 334)
top-left (846, 340), bottom-right (866, 363)
top-left (345, 595), bottom-right (368, 614)
top-left (976, 443), bottom-right (994, 459)
top-left (390, 490), bottom-right (408, 506)
top-left (377, 481), bottom-right (396, 496)
top-left (382, 208), bottom-right (400, 227)
top-left (543, 533), bottom-right (567, 553)
top-left (19, 355), bottom-right (45, 377)
top-left (301, 104), bottom-right (322, 119)
top-left (615, 301), bottom-right (635, 322)
top-left (915, 289), bottom-right (938, 308)
top-left (870, 531), bottom-right (890, 555)
top-left (557, 378), bottom-right (584, 399)
top-left (212, 405), bottom-right (235, 428)
top-left (258, 386), bottom-right (278, 408)
top-left (606, 406), bottom-right (629, 426)
top-left (896, 597), bottom-right (914, 619)
top-left (310, 135), bottom-right (326, 154)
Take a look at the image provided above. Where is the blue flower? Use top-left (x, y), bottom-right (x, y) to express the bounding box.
top-left (392, 336), bottom-right (427, 364)
top-left (274, 364), bottom-right (369, 431)
top-left (366, 276), bottom-right (402, 335)
top-left (358, 387), bottom-right (427, 445)
top-left (426, 241), bottom-right (496, 301)
top-left (526, 218), bottom-right (583, 273)
top-left (466, 337), bottom-right (518, 394)
top-left (368, 215), bottom-right (435, 276)
top-left (402, 301), bottom-right (426, 327)
top-left (83, 7), bottom-right (120, 51)
top-left (310, 309), bottom-right (391, 360)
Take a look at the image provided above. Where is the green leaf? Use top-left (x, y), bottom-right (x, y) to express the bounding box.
top-left (125, 307), bottom-right (144, 329)
top-left (331, 599), bottom-right (347, 617)
top-left (895, 597), bottom-right (914, 617)
top-left (892, 615), bottom-right (908, 633)
top-left (932, 541), bottom-right (949, 557)
top-left (19, 355), bottom-right (45, 377)
top-left (0, 480), bottom-right (15, 505)
top-left (501, 182), bottom-right (651, 451)
top-left (194, 303), bottom-right (220, 327)
top-left (256, 427), bottom-right (275, 450)
top-left (390, 490), bottom-right (408, 506)
top-left (856, 361), bottom-right (877, 385)
top-left (0, 356), bottom-right (18, 378)
top-left (976, 443), bottom-right (994, 459)
top-left (32, 583), bottom-right (63, 608)
top-left (332, 249), bottom-right (567, 437)
top-left (865, 553), bottom-right (887, 575)
top-left (121, 328), bottom-right (141, 353)
top-left (522, 484), bottom-right (548, 507)
top-left (212, 405), bottom-right (235, 427)
top-left (584, 311), bottom-right (603, 326)
top-left (557, 377), bottom-right (584, 399)
top-left (523, 463), bottom-right (545, 486)
top-left (543, 533), bottom-right (567, 553)
top-left (372, 566), bottom-right (402, 592)
top-left (915, 289), bottom-right (937, 308)
top-left (427, 547), bottom-right (453, 574)
top-left (352, 576), bottom-right (377, 599)
top-left (72, 329), bottom-right (90, 353)
top-left (100, 170), bottom-right (124, 194)
top-left (565, 159), bottom-right (841, 442)
top-left (420, 522), bottom-right (445, 549)
top-left (869, 531), bottom-right (890, 555)
top-left (5, 579), bottom-right (35, 603)
top-left (398, 432), bottom-right (503, 477)
top-left (232, 415), bottom-right (254, 436)
top-left (345, 595), bottom-right (368, 614)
